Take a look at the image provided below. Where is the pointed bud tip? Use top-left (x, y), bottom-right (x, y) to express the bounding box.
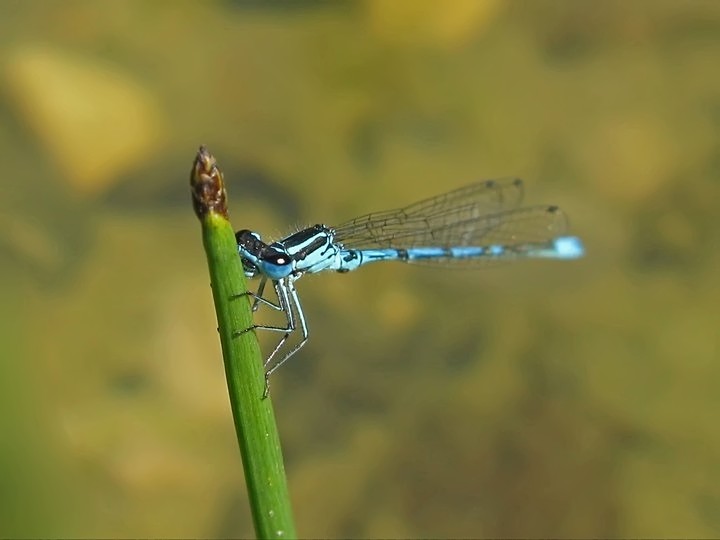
top-left (190, 145), bottom-right (228, 220)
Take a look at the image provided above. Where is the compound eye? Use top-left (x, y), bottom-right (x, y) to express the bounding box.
top-left (260, 252), bottom-right (292, 279)
top-left (236, 229), bottom-right (263, 250)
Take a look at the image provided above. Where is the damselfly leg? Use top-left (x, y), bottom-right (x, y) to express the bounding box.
top-left (233, 276), bottom-right (310, 397)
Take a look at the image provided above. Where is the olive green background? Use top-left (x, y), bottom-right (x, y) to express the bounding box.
top-left (1, 1), bottom-right (718, 538)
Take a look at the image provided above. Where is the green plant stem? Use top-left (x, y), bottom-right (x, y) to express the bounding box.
top-left (191, 147), bottom-right (296, 539)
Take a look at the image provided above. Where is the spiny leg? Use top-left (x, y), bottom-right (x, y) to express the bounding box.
top-left (231, 277), bottom-right (280, 313)
top-left (263, 277), bottom-right (309, 397)
top-left (232, 276), bottom-right (287, 343)
top-left (260, 279), bottom-right (296, 369)
top-left (231, 277), bottom-right (309, 398)
top-left (250, 277), bottom-right (269, 312)
top-left (232, 278), bottom-right (300, 398)
top-left (232, 278), bottom-right (294, 339)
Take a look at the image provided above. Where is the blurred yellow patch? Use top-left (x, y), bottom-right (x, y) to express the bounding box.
top-left (4, 45), bottom-right (163, 195)
top-left (366, 0), bottom-right (502, 48)
top-left (375, 284), bottom-right (421, 330)
top-left (583, 115), bottom-right (676, 203)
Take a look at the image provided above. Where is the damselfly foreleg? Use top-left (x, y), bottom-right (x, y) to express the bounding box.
top-left (263, 278), bottom-right (309, 396)
top-left (232, 277), bottom-right (280, 313)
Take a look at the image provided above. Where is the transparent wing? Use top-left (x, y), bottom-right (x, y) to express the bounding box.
top-left (333, 177), bottom-right (526, 248)
top-left (332, 179), bottom-right (572, 267)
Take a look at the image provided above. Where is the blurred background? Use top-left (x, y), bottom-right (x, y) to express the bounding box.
top-left (1, 0), bottom-right (719, 537)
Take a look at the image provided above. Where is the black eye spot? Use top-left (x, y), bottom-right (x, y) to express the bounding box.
top-left (267, 253), bottom-right (289, 266)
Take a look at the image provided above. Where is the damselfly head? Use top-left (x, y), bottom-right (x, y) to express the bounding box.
top-left (236, 229), bottom-right (265, 278)
top-left (235, 229), bottom-right (294, 280)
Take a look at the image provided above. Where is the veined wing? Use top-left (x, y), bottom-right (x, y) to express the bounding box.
top-left (332, 177), bottom-right (536, 248)
top-left (332, 178), bottom-right (525, 248)
top-left (331, 178), bottom-right (574, 267)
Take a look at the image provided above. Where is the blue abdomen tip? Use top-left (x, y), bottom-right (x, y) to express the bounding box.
top-left (553, 236), bottom-right (585, 258)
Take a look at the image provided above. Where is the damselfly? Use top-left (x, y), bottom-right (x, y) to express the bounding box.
top-left (235, 178), bottom-right (584, 396)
